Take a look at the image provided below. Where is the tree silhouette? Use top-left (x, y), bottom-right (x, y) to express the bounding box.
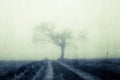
top-left (33, 23), bottom-right (72, 59)
top-left (79, 31), bottom-right (88, 57)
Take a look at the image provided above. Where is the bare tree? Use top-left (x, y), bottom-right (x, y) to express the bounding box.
top-left (33, 23), bottom-right (72, 59)
top-left (79, 31), bottom-right (88, 57)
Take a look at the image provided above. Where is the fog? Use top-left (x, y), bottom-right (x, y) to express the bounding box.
top-left (0, 0), bottom-right (120, 60)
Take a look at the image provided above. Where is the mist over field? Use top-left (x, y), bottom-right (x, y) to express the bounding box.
top-left (0, 0), bottom-right (120, 60)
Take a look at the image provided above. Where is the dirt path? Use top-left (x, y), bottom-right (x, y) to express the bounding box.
top-left (43, 60), bottom-right (53, 80)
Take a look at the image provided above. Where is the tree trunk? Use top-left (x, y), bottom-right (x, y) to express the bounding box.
top-left (60, 46), bottom-right (65, 60)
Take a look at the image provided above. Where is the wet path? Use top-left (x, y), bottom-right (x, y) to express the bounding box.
top-left (43, 61), bottom-right (53, 80)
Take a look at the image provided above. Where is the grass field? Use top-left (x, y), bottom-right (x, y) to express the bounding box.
top-left (0, 58), bottom-right (120, 80)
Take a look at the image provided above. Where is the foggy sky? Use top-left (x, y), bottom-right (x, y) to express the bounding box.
top-left (0, 0), bottom-right (120, 60)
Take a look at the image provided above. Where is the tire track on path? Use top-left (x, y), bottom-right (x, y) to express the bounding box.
top-left (58, 61), bottom-right (101, 80)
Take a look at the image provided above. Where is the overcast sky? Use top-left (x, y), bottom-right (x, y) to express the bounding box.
top-left (0, 0), bottom-right (120, 60)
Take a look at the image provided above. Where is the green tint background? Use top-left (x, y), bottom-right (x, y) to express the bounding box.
top-left (0, 0), bottom-right (120, 60)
